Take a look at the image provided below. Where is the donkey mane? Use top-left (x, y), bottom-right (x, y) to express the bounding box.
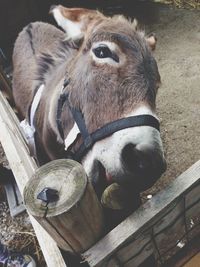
top-left (36, 39), bottom-right (79, 83)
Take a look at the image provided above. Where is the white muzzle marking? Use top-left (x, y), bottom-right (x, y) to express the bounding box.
top-left (81, 105), bottom-right (164, 180)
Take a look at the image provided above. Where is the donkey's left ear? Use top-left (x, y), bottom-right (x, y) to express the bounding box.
top-left (50, 5), bottom-right (103, 41)
top-left (146, 33), bottom-right (157, 51)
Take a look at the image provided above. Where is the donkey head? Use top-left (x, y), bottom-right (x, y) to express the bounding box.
top-left (51, 6), bottom-right (166, 193)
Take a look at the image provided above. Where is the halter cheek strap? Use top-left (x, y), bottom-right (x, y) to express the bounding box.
top-left (56, 84), bottom-right (160, 163)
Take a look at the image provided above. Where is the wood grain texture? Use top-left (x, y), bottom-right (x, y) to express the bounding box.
top-left (24, 159), bottom-right (105, 253)
top-left (0, 91), bottom-right (67, 267)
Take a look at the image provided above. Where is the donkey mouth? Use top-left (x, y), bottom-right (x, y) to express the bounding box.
top-left (90, 160), bottom-right (142, 210)
top-left (90, 160), bottom-right (109, 199)
top-left (90, 160), bottom-right (142, 229)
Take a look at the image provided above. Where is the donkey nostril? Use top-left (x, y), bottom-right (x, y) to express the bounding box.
top-left (122, 144), bottom-right (151, 174)
top-left (121, 143), bottom-right (166, 189)
top-left (138, 160), bottom-right (148, 171)
top-left (121, 144), bottom-right (138, 172)
top-left (138, 152), bottom-right (152, 172)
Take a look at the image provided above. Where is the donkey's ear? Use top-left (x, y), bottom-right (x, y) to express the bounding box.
top-left (50, 5), bottom-right (102, 40)
top-left (146, 33), bottom-right (157, 51)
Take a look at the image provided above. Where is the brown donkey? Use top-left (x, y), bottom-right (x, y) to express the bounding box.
top-left (12, 6), bottom-right (166, 208)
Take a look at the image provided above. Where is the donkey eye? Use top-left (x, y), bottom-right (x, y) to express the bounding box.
top-left (93, 45), bottom-right (111, 58)
top-left (92, 45), bottom-right (119, 63)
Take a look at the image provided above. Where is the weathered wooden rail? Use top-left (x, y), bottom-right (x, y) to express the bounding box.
top-left (82, 161), bottom-right (200, 266)
top-left (0, 88), bottom-right (200, 267)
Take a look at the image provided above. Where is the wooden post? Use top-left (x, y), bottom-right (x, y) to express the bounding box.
top-left (24, 159), bottom-right (105, 253)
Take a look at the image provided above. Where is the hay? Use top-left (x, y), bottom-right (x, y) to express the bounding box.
top-left (6, 231), bottom-right (46, 266)
top-left (153, 0), bottom-right (200, 9)
top-left (0, 198), bottom-right (45, 266)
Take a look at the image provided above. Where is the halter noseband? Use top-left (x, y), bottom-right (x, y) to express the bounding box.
top-left (56, 80), bottom-right (160, 162)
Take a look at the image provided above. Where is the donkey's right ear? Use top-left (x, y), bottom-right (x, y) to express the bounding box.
top-left (146, 33), bottom-right (157, 51)
top-left (50, 5), bottom-right (102, 41)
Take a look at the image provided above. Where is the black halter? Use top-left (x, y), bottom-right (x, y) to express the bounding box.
top-left (56, 80), bottom-right (160, 163)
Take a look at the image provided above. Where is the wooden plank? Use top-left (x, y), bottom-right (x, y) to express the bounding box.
top-left (124, 244), bottom-right (154, 267)
top-left (104, 257), bottom-right (122, 267)
top-left (82, 160), bottom-right (200, 267)
top-left (185, 182), bottom-right (200, 208)
top-left (116, 232), bottom-right (153, 266)
top-left (154, 200), bottom-right (185, 259)
top-left (0, 91), bottom-right (67, 267)
top-left (117, 193), bottom-right (200, 266)
top-left (162, 235), bottom-right (200, 267)
top-left (183, 252), bottom-right (200, 267)
top-left (4, 181), bottom-right (25, 217)
top-left (185, 200), bottom-right (200, 241)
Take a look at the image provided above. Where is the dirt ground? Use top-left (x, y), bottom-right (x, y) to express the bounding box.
top-left (0, 3), bottom-right (200, 266)
top-left (145, 6), bottom-right (200, 195)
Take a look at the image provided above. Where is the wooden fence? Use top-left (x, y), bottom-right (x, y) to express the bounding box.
top-left (0, 89), bottom-right (199, 267)
top-left (82, 162), bottom-right (200, 266)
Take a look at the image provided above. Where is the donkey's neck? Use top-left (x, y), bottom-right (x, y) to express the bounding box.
top-left (34, 38), bottom-right (81, 160)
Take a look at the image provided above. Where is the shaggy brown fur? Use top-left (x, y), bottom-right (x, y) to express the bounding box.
top-left (12, 9), bottom-right (160, 163)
